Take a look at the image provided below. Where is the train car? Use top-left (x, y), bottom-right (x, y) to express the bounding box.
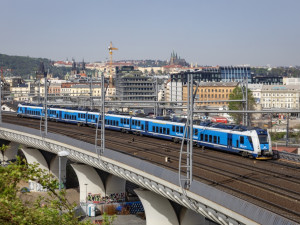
top-left (16, 104), bottom-right (273, 159)
top-left (17, 104), bottom-right (43, 119)
top-left (193, 123), bottom-right (272, 159)
top-left (105, 114), bottom-right (130, 131)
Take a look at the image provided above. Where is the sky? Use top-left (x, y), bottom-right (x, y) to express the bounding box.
top-left (0, 0), bottom-right (299, 67)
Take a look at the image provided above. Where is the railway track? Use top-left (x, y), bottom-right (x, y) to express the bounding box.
top-left (2, 113), bottom-right (300, 223)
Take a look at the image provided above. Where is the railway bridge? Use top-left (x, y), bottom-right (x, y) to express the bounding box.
top-left (0, 122), bottom-right (298, 225)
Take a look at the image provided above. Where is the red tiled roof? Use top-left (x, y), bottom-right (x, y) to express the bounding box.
top-left (273, 146), bottom-right (298, 153)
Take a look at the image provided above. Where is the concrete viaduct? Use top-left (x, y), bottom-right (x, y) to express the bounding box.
top-left (0, 122), bottom-right (295, 225)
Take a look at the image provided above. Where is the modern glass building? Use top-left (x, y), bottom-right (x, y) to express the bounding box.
top-left (171, 67), bottom-right (221, 84)
top-left (220, 66), bottom-right (251, 83)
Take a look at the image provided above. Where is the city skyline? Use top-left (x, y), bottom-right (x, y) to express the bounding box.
top-left (0, 0), bottom-right (299, 67)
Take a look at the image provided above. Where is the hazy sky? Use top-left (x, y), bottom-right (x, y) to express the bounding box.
top-left (0, 0), bottom-right (299, 66)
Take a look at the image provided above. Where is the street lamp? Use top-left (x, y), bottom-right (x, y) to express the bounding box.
top-left (58, 150), bottom-right (69, 215)
top-left (84, 183), bottom-right (88, 216)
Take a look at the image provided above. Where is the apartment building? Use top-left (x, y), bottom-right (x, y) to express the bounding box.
top-left (182, 82), bottom-right (238, 107)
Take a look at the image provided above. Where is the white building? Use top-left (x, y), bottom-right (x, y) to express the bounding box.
top-left (261, 85), bottom-right (300, 110)
top-left (248, 84), bottom-right (263, 104)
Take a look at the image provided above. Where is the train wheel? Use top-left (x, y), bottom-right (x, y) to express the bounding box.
top-left (241, 152), bottom-right (248, 158)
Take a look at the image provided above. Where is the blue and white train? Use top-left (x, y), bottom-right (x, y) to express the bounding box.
top-left (17, 104), bottom-right (273, 159)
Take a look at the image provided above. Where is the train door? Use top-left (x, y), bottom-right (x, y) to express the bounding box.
top-left (227, 133), bottom-right (232, 150)
top-left (145, 121), bottom-right (148, 132)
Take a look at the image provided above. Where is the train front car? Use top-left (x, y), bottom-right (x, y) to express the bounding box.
top-left (253, 128), bottom-right (273, 160)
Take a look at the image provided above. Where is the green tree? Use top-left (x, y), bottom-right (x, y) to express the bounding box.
top-left (0, 156), bottom-right (92, 225)
top-left (0, 144), bottom-right (8, 165)
top-left (228, 86), bottom-right (256, 124)
top-left (101, 212), bottom-right (117, 225)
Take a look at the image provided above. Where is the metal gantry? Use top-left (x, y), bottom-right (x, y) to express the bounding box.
top-left (179, 74), bottom-right (199, 190)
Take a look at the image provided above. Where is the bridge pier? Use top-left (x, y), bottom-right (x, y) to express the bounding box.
top-left (0, 140), bottom-right (18, 165)
top-left (50, 155), bottom-right (68, 186)
top-left (135, 189), bottom-right (179, 225)
top-left (71, 164), bottom-right (105, 203)
top-left (21, 146), bottom-right (50, 192)
top-left (71, 164), bottom-right (126, 203)
top-left (21, 146), bottom-right (49, 171)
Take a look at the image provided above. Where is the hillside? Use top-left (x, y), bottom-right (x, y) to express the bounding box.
top-left (0, 53), bottom-right (71, 79)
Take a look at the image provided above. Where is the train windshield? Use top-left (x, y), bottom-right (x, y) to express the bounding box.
top-left (258, 135), bottom-right (268, 144)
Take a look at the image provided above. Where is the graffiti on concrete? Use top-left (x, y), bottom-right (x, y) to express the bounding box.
top-left (86, 192), bottom-right (125, 204)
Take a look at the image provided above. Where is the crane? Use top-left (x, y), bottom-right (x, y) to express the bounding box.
top-left (108, 41), bottom-right (118, 87)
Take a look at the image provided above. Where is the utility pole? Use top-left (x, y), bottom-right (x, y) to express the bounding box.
top-left (286, 113), bottom-right (289, 147)
top-left (89, 72), bottom-right (93, 110)
top-left (245, 72), bottom-right (248, 126)
top-left (101, 72), bottom-right (105, 154)
top-left (95, 71), bottom-right (106, 158)
top-left (0, 77), bottom-right (2, 124)
top-left (154, 77), bottom-right (158, 117)
top-left (42, 71), bottom-right (48, 136)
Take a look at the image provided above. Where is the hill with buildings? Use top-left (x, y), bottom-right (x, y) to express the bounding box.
top-left (0, 53), bottom-right (71, 79)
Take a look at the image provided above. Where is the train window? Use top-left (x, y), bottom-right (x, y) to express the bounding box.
top-left (200, 134), bottom-right (203, 141)
top-left (105, 119), bottom-right (107, 124)
top-left (127, 119), bottom-right (130, 124)
top-left (218, 137), bottom-right (220, 144)
top-left (160, 127), bottom-right (163, 133)
top-left (172, 126), bottom-right (175, 132)
top-left (121, 118), bottom-right (123, 123)
top-left (240, 136), bottom-right (244, 144)
top-left (138, 121), bottom-right (141, 126)
top-left (132, 120), bottom-right (135, 125)
top-left (153, 126), bottom-right (156, 132)
top-left (167, 128), bottom-right (170, 134)
top-left (163, 128), bottom-right (166, 134)
top-left (116, 121), bottom-right (119, 126)
top-left (176, 126), bottom-right (179, 132)
top-left (180, 127), bottom-right (183, 133)
top-left (248, 136), bottom-right (252, 144)
top-left (141, 124), bottom-right (144, 130)
top-left (213, 136), bottom-right (217, 143)
top-left (205, 134), bottom-right (208, 142)
top-left (209, 135), bottom-right (212, 142)
top-left (194, 129), bottom-right (198, 135)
